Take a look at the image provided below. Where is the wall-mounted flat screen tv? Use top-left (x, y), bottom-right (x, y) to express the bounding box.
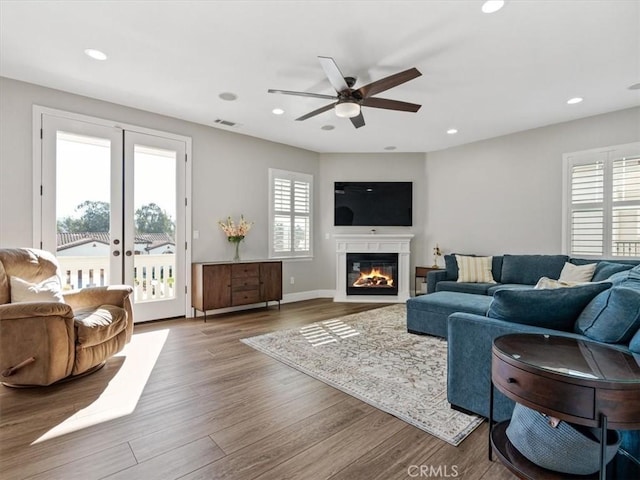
top-left (334, 181), bottom-right (412, 226)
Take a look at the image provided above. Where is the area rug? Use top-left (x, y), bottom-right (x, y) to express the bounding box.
top-left (240, 304), bottom-right (483, 446)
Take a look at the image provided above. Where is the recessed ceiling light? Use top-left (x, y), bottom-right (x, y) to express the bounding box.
top-left (567, 97), bottom-right (584, 105)
top-left (481, 1), bottom-right (505, 14)
top-left (272, 108), bottom-right (284, 115)
top-left (321, 125), bottom-right (335, 131)
top-left (447, 128), bottom-right (458, 135)
top-left (384, 146), bottom-right (397, 150)
top-left (628, 82), bottom-right (640, 90)
top-left (84, 48), bottom-right (107, 61)
top-left (219, 92), bottom-right (238, 101)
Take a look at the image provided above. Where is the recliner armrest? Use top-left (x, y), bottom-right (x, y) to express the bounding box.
top-left (63, 285), bottom-right (133, 310)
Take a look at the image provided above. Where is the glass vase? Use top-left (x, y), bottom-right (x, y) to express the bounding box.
top-left (233, 240), bottom-right (241, 262)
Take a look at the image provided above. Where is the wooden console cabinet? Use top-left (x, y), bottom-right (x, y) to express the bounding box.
top-left (192, 261), bottom-right (282, 320)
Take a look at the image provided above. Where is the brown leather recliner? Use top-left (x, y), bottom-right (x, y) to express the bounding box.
top-left (0, 248), bottom-right (133, 386)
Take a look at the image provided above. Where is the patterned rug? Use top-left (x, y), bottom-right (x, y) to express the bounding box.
top-left (240, 304), bottom-right (483, 446)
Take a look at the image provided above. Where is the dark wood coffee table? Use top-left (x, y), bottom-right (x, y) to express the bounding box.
top-left (489, 333), bottom-right (640, 480)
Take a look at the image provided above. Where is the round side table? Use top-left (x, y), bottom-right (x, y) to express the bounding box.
top-left (489, 334), bottom-right (640, 480)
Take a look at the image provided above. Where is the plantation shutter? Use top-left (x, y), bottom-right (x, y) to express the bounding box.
top-left (269, 169), bottom-right (313, 258)
top-left (611, 155), bottom-right (640, 256)
top-left (569, 161), bottom-right (604, 256)
top-left (565, 143), bottom-right (640, 258)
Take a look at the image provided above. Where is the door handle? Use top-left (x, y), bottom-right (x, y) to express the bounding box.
top-left (125, 250), bottom-right (133, 256)
top-left (113, 250), bottom-right (120, 256)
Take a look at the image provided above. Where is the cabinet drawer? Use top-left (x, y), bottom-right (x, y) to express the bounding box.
top-left (231, 263), bottom-right (259, 278)
top-left (232, 289), bottom-right (261, 305)
top-left (231, 276), bottom-right (259, 289)
top-left (492, 355), bottom-right (595, 419)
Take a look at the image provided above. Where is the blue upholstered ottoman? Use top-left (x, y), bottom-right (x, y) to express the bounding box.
top-left (406, 291), bottom-right (493, 338)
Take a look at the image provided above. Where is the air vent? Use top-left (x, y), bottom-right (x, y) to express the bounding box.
top-left (214, 119), bottom-right (237, 127)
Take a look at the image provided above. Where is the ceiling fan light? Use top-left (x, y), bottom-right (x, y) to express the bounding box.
top-left (335, 101), bottom-right (360, 118)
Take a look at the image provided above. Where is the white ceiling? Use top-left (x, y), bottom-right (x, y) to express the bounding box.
top-left (1, 0), bottom-right (639, 153)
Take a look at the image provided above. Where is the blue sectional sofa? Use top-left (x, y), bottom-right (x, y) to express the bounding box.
top-left (405, 254), bottom-right (640, 460)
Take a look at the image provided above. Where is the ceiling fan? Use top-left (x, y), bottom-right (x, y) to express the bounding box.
top-left (268, 56), bottom-right (422, 129)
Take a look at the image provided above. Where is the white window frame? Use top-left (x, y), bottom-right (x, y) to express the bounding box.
top-left (562, 141), bottom-right (640, 259)
top-left (268, 168), bottom-right (313, 259)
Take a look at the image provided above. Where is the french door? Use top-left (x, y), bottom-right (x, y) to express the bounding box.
top-left (37, 110), bottom-right (190, 322)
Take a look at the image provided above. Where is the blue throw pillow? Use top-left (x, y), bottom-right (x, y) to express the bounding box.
top-left (591, 262), bottom-right (634, 282)
top-left (501, 254), bottom-right (569, 285)
top-left (575, 286), bottom-right (640, 344)
top-left (487, 282), bottom-right (611, 331)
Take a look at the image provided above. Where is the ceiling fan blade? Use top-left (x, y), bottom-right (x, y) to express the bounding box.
top-left (350, 112), bottom-right (365, 129)
top-left (295, 102), bottom-right (337, 121)
top-left (268, 89), bottom-right (337, 100)
top-left (356, 68), bottom-right (422, 99)
top-left (318, 56), bottom-right (350, 94)
top-left (361, 97), bottom-right (421, 112)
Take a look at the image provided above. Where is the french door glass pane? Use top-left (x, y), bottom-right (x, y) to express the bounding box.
top-left (132, 144), bottom-right (177, 303)
top-left (55, 131), bottom-right (112, 289)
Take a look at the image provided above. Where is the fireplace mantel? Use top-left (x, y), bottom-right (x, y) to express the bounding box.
top-left (334, 233), bottom-right (414, 303)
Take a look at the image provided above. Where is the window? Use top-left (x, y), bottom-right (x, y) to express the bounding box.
top-left (564, 142), bottom-right (640, 258)
top-left (269, 168), bottom-right (313, 258)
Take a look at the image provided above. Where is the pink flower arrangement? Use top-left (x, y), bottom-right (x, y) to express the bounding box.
top-left (218, 215), bottom-right (253, 243)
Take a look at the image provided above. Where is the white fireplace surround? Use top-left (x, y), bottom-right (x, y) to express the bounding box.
top-left (334, 233), bottom-right (414, 303)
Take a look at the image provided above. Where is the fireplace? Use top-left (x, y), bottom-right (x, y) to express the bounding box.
top-left (334, 233), bottom-right (413, 303)
top-left (346, 253), bottom-right (399, 296)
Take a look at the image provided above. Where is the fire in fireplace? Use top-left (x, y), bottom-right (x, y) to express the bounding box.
top-left (346, 253), bottom-right (399, 296)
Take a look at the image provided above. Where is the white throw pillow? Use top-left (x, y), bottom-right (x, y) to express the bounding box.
top-left (534, 276), bottom-right (581, 289)
top-left (558, 262), bottom-right (597, 283)
top-left (10, 276), bottom-right (64, 303)
top-left (456, 255), bottom-right (496, 283)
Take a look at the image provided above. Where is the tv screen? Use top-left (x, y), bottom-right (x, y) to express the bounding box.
top-left (334, 182), bottom-right (412, 226)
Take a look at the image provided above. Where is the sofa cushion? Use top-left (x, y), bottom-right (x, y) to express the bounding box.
top-left (444, 254), bottom-right (468, 280)
top-left (575, 286), bottom-right (640, 344)
top-left (559, 262), bottom-right (597, 283)
top-left (9, 275), bottom-right (64, 303)
top-left (436, 281), bottom-right (495, 295)
top-left (501, 254), bottom-right (568, 285)
top-left (487, 282), bottom-right (611, 331)
top-left (608, 267), bottom-right (640, 289)
top-left (444, 254), bottom-right (503, 282)
top-left (456, 255), bottom-right (496, 283)
top-left (408, 291), bottom-right (493, 316)
top-left (591, 262), bottom-right (634, 282)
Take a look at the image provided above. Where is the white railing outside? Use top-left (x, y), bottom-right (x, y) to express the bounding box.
top-left (613, 241), bottom-right (640, 257)
top-left (57, 254), bottom-right (176, 303)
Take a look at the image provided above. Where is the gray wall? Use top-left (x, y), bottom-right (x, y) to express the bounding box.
top-left (0, 77), bottom-right (320, 295)
top-left (316, 153), bottom-right (428, 290)
top-left (424, 107), bottom-right (640, 256)
top-left (2, 76), bottom-right (638, 298)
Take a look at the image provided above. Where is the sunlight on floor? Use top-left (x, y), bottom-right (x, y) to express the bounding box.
top-left (32, 329), bottom-right (169, 444)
